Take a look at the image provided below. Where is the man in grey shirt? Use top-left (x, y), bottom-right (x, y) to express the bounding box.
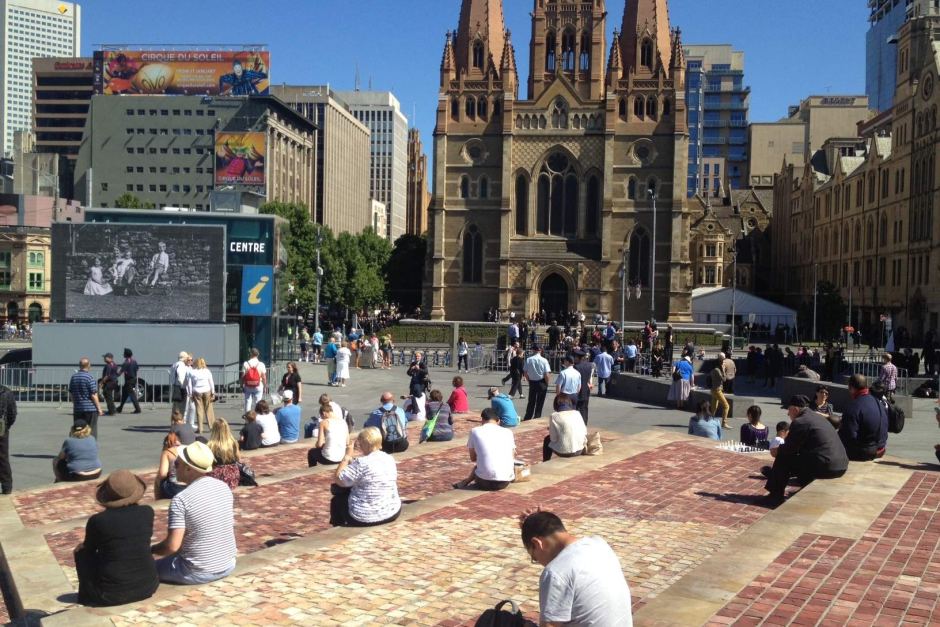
top-left (522, 346), bottom-right (551, 422)
top-left (521, 510), bottom-right (632, 626)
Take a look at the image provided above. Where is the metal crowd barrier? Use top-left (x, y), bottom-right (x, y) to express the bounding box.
top-left (850, 361), bottom-right (909, 395)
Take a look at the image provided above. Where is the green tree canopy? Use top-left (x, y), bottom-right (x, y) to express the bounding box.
top-left (113, 193), bottom-right (155, 209)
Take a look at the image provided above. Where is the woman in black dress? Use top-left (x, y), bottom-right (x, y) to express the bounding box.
top-left (279, 361), bottom-right (302, 404)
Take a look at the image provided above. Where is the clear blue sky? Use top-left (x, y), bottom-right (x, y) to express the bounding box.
top-left (81, 0), bottom-right (869, 150)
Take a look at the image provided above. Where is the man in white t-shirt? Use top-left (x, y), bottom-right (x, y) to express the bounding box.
top-left (520, 510), bottom-right (632, 626)
top-left (555, 355), bottom-right (582, 396)
top-left (241, 348), bottom-right (267, 412)
top-left (453, 408), bottom-right (516, 491)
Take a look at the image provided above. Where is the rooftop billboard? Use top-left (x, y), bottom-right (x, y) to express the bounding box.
top-left (93, 50), bottom-right (269, 96)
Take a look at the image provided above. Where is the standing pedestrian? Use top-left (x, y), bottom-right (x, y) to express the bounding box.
top-left (710, 355), bottom-right (731, 429)
top-left (0, 382), bottom-right (17, 494)
top-left (169, 352), bottom-right (190, 418)
top-left (241, 348), bottom-right (267, 412)
top-left (508, 348), bottom-right (525, 399)
top-left (116, 348), bottom-right (141, 414)
top-left (522, 346), bottom-right (551, 421)
top-left (407, 352), bottom-right (429, 397)
top-left (311, 328), bottom-right (323, 364)
top-left (593, 346), bottom-right (614, 397)
top-left (70, 358), bottom-right (103, 439)
top-left (457, 336), bottom-right (469, 372)
top-left (186, 357), bottom-right (216, 434)
top-left (100, 353), bottom-right (120, 416)
top-left (879, 354), bottom-right (898, 401)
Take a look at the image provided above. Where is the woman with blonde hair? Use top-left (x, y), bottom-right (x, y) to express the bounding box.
top-left (330, 427), bottom-right (401, 527)
top-left (186, 357), bottom-right (215, 433)
top-left (207, 418), bottom-right (240, 489)
top-left (53, 420), bottom-right (102, 482)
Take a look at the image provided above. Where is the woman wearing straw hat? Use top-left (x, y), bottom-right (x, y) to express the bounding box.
top-left (74, 470), bottom-right (159, 606)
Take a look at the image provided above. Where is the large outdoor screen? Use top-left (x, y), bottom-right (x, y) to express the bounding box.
top-left (51, 223), bottom-right (226, 323)
top-left (93, 50), bottom-right (270, 96)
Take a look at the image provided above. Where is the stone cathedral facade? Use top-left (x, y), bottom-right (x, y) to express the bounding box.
top-left (425, 0), bottom-right (693, 323)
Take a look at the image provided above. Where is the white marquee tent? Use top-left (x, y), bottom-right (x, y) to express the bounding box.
top-left (691, 287), bottom-right (798, 329)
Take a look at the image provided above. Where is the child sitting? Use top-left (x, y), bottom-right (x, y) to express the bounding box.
top-left (170, 410), bottom-right (195, 445)
top-left (769, 421), bottom-right (789, 458)
top-left (740, 405), bottom-right (769, 448)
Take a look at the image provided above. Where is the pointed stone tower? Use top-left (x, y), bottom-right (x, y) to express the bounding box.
top-left (529, 0), bottom-right (607, 101)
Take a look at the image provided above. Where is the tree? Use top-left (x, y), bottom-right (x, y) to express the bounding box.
top-left (260, 202), bottom-right (320, 314)
top-left (113, 193), bottom-right (155, 209)
top-left (385, 234), bottom-right (427, 313)
top-left (799, 280), bottom-right (846, 341)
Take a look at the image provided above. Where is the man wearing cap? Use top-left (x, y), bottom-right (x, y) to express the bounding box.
top-left (117, 348), bottom-right (141, 414)
top-left (763, 395), bottom-right (848, 502)
top-left (488, 387), bottom-right (519, 428)
top-left (74, 470), bottom-right (158, 606)
top-left (170, 351), bottom-right (190, 418)
top-left (275, 389), bottom-right (301, 444)
top-left (555, 355), bottom-right (582, 398)
top-left (70, 358), bottom-right (103, 439)
top-left (573, 350), bottom-right (595, 425)
top-left (523, 346), bottom-right (552, 422)
top-left (152, 441), bottom-right (236, 584)
top-left (100, 353), bottom-right (120, 416)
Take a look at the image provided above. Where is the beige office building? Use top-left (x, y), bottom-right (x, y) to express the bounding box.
top-left (271, 85), bottom-right (371, 235)
top-left (748, 96), bottom-right (871, 188)
top-left (406, 127), bottom-right (430, 236)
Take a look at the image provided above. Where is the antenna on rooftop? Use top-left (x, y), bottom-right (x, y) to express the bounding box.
top-left (355, 63), bottom-right (361, 92)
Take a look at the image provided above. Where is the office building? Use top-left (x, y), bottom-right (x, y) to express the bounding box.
top-left (406, 127), bottom-right (430, 236)
top-left (684, 44), bottom-right (749, 196)
top-left (335, 90), bottom-right (408, 241)
top-left (748, 95), bottom-right (870, 189)
top-left (270, 85), bottom-right (372, 235)
top-left (0, 0), bottom-right (80, 156)
top-left (866, 0), bottom-right (939, 113)
top-left (427, 0), bottom-right (693, 321)
top-left (31, 56), bottom-right (92, 199)
top-left (772, 11), bottom-right (940, 340)
top-left (74, 95), bottom-right (316, 213)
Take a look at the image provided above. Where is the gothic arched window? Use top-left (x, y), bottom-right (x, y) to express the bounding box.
top-left (646, 97), bottom-right (657, 119)
top-left (465, 96), bottom-right (476, 120)
top-left (634, 96), bottom-right (644, 119)
top-left (641, 39), bottom-right (653, 69)
top-left (551, 99), bottom-right (569, 129)
top-left (537, 152), bottom-right (579, 236)
top-left (561, 30), bottom-right (576, 71)
top-left (479, 176), bottom-right (489, 199)
top-left (546, 32), bottom-right (557, 71)
top-left (866, 217), bottom-right (874, 248)
top-left (627, 177), bottom-right (637, 200)
top-left (478, 97), bottom-right (488, 120)
top-left (618, 98), bottom-right (627, 119)
top-left (463, 225), bottom-right (483, 283)
top-left (586, 175), bottom-right (601, 236)
top-left (629, 228), bottom-right (652, 287)
top-left (472, 41), bottom-right (485, 70)
top-left (879, 213), bottom-right (888, 246)
top-left (460, 176), bottom-right (469, 199)
top-left (515, 174), bottom-right (528, 235)
top-left (451, 98), bottom-right (459, 121)
top-left (579, 32), bottom-right (591, 70)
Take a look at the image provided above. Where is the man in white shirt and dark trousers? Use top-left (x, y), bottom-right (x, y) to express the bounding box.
top-left (453, 409), bottom-right (516, 491)
top-left (242, 348), bottom-right (267, 412)
top-left (169, 352), bottom-right (190, 418)
top-left (522, 346), bottom-right (551, 422)
top-left (555, 355), bottom-right (582, 397)
top-left (520, 510), bottom-right (633, 626)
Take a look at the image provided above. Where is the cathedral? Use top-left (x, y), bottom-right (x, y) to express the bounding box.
top-left (425, 0), bottom-right (693, 323)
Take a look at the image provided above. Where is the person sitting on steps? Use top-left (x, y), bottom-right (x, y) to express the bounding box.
top-left (329, 427), bottom-right (402, 528)
top-left (453, 408), bottom-right (516, 491)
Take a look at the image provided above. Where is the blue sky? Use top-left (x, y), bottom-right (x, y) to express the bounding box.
top-left (81, 0), bottom-right (869, 148)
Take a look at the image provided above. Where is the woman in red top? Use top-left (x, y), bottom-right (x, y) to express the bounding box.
top-left (447, 376), bottom-right (470, 413)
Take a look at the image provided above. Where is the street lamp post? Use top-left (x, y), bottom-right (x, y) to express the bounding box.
top-left (731, 245), bottom-right (737, 357)
top-left (314, 227), bottom-right (324, 333)
top-left (812, 263), bottom-right (818, 342)
top-left (649, 188), bottom-right (657, 322)
top-left (619, 247), bottom-right (629, 335)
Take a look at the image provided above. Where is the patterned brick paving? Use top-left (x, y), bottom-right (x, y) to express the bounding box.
top-left (706, 471), bottom-right (940, 627)
top-left (44, 427), bottom-right (550, 571)
top-left (104, 442), bottom-right (777, 625)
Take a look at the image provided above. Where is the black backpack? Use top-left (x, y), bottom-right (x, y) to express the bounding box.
top-left (474, 600), bottom-right (527, 627)
top-left (887, 401), bottom-right (905, 434)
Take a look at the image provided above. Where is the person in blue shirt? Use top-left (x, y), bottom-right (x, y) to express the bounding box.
top-left (688, 400), bottom-right (722, 441)
top-left (488, 387), bottom-right (519, 428)
top-left (323, 337), bottom-right (339, 385)
top-left (365, 392), bottom-right (409, 453)
top-left (312, 329), bottom-right (324, 364)
top-left (667, 355), bottom-right (695, 410)
top-left (593, 347), bottom-right (614, 397)
top-left (275, 390), bottom-right (301, 443)
top-left (623, 340), bottom-right (639, 372)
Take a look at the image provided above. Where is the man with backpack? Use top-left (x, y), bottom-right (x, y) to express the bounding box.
top-left (365, 392), bottom-right (409, 454)
top-left (241, 348), bottom-right (267, 413)
top-left (839, 374), bottom-right (889, 461)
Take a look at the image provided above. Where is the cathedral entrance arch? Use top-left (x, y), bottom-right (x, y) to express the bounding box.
top-left (539, 273), bottom-right (570, 319)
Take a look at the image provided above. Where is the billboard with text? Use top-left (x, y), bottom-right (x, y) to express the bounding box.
top-left (93, 50), bottom-right (270, 96)
top-left (215, 132), bottom-right (266, 186)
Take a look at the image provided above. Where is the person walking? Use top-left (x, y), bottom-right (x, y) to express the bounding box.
top-left (573, 350), bottom-right (595, 425)
top-left (70, 358), bottom-right (103, 439)
top-left (241, 348), bottom-right (266, 412)
top-left (593, 346), bottom-right (614, 397)
top-left (879, 354), bottom-right (898, 401)
top-left (710, 355), bottom-right (731, 429)
top-left (186, 358), bottom-right (216, 434)
top-left (457, 336), bottom-right (469, 372)
top-left (507, 348), bottom-right (526, 399)
top-left (116, 348), bottom-right (141, 414)
top-left (0, 382), bottom-right (16, 494)
top-left (169, 352), bottom-right (190, 418)
top-left (522, 346), bottom-right (551, 421)
top-left (100, 353), bottom-right (120, 416)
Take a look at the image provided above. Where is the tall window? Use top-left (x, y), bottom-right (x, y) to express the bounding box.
top-left (618, 98), bottom-right (627, 119)
top-left (586, 175), bottom-right (601, 237)
top-left (634, 97), bottom-right (644, 119)
top-left (478, 97), bottom-right (488, 120)
top-left (463, 225), bottom-right (483, 283)
top-left (460, 176), bottom-right (469, 199)
top-left (27, 271), bottom-right (43, 292)
top-left (627, 177), bottom-right (637, 200)
top-left (465, 97), bottom-right (476, 120)
top-left (646, 97), bottom-right (657, 119)
top-left (472, 41), bottom-right (484, 69)
top-left (537, 152), bottom-right (579, 236)
top-left (479, 176), bottom-right (489, 199)
top-left (546, 32), bottom-right (556, 71)
top-left (579, 32), bottom-right (591, 70)
top-left (451, 98), bottom-right (459, 121)
top-left (629, 229), bottom-right (651, 286)
top-left (551, 99), bottom-right (569, 129)
top-left (515, 175), bottom-right (528, 235)
top-left (640, 39), bottom-right (653, 68)
top-left (561, 30), bottom-right (576, 71)
top-left (879, 214), bottom-right (888, 246)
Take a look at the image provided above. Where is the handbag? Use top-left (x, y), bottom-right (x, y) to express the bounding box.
top-left (512, 461), bottom-right (531, 483)
top-left (474, 599), bottom-right (527, 627)
top-left (585, 431), bottom-right (603, 456)
top-left (237, 461), bottom-right (258, 487)
top-left (672, 367), bottom-right (681, 381)
top-left (420, 406), bottom-right (443, 443)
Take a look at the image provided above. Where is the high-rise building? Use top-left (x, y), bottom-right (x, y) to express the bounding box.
top-left (427, 0), bottom-right (692, 322)
top-left (866, 0), bottom-right (939, 113)
top-left (31, 56), bottom-right (93, 199)
top-left (406, 128), bottom-right (430, 236)
top-left (0, 0), bottom-right (81, 156)
top-left (684, 45), bottom-right (749, 196)
top-left (335, 90), bottom-right (408, 241)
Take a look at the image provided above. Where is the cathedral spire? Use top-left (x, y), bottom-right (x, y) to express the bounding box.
top-left (621, 0), bottom-right (673, 76)
top-left (454, 0), bottom-right (506, 77)
top-left (607, 30), bottom-right (622, 88)
top-left (440, 31), bottom-right (456, 86)
top-left (670, 26), bottom-right (685, 73)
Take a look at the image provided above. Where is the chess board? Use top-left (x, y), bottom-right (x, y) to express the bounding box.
top-left (715, 440), bottom-right (769, 454)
